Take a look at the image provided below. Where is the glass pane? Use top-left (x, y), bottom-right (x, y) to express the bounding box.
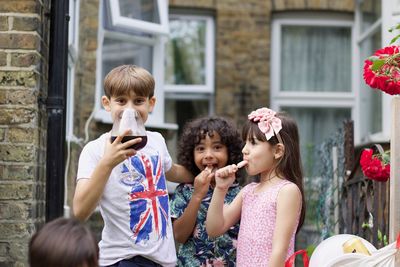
top-left (281, 26), bottom-right (351, 92)
top-left (165, 18), bottom-right (206, 85)
top-left (119, 0), bottom-right (160, 24)
top-left (165, 98), bottom-right (209, 135)
top-left (282, 107), bottom-right (351, 177)
top-left (102, 38), bottom-right (153, 92)
top-left (361, 0), bottom-right (381, 32)
top-left (164, 98), bottom-right (210, 161)
top-left (360, 30), bottom-right (382, 138)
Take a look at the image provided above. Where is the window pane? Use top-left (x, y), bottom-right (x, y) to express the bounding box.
top-left (164, 98), bottom-right (210, 161)
top-left (165, 99), bottom-right (209, 135)
top-left (361, 0), bottom-right (381, 32)
top-left (282, 107), bottom-right (351, 177)
top-left (360, 30), bottom-right (382, 137)
top-left (165, 18), bottom-right (206, 85)
top-left (281, 26), bottom-right (351, 92)
top-left (119, 0), bottom-right (160, 24)
top-left (102, 38), bottom-right (153, 88)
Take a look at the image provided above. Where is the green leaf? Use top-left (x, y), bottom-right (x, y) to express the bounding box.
top-left (382, 153), bottom-right (391, 164)
top-left (378, 229), bottom-right (382, 241)
top-left (390, 35), bottom-right (400, 44)
top-left (306, 244), bottom-right (316, 257)
top-left (371, 59), bottom-right (386, 71)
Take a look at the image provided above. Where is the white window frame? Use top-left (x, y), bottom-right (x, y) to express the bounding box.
top-left (94, 0), bottom-right (177, 130)
top-left (164, 14), bottom-right (215, 94)
top-left (109, 0), bottom-right (169, 35)
top-left (379, 0), bottom-right (399, 140)
top-left (66, 0), bottom-right (80, 141)
top-left (270, 13), bottom-right (357, 139)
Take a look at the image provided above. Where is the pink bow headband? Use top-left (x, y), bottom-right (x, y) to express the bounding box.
top-left (248, 107), bottom-right (283, 143)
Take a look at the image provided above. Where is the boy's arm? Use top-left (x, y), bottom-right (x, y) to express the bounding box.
top-left (206, 165), bottom-right (242, 237)
top-left (172, 168), bottom-right (212, 244)
top-left (269, 184), bottom-right (302, 267)
top-left (73, 132), bottom-right (140, 221)
top-left (165, 163), bottom-right (194, 183)
top-left (73, 159), bottom-right (114, 221)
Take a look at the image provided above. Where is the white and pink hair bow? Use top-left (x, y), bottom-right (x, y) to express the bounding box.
top-left (248, 107), bottom-right (283, 143)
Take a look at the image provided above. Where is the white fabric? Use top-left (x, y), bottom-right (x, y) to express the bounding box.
top-left (77, 131), bottom-right (176, 266)
top-left (339, 241), bottom-right (399, 267)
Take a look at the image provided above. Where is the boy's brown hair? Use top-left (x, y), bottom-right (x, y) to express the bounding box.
top-left (29, 217), bottom-right (99, 267)
top-left (103, 65), bottom-right (155, 98)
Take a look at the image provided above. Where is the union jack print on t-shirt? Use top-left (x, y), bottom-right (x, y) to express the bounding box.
top-left (121, 153), bottom-right (169, 244)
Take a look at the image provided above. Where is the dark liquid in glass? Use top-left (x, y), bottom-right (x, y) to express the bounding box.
top-left (110, 136), bottom-right (148, 150)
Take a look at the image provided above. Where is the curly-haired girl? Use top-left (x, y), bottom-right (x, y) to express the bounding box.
top-left (170, 116), bottom-right (244, 267)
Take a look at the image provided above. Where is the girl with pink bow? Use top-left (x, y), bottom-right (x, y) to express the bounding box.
top-left (206, 107), bottom-right (306, 267)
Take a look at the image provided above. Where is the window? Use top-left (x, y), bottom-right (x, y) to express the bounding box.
top-left (271, 13), bottom-right (354, 176)
top-left (355, 0), bottom-right (386, 141)
top-left (66, 0), bottom-right (80, 141)
top-left (95, 0), bottom-right (176, 129)
top-left (164, 14), bottom-right (215, 135)
top-left (109, 0), bottom-right (169, 35)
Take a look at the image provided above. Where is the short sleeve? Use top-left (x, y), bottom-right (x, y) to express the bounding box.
top-left (169, 183), bottom-right (192, 219)
top-left (76, 135), bottom-right (105, 180)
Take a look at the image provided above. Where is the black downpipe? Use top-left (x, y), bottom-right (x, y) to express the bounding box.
top-left (46, 0), bottom-right (69, 221)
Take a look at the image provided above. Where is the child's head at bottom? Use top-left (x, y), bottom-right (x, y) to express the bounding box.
top-left (29, 217), bottom-right (99, 267)
top-left (178, 116), bottom-right (243, 178)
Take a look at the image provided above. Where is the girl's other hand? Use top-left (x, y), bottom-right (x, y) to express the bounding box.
top-left (193, 166), bottom-right (214, 200)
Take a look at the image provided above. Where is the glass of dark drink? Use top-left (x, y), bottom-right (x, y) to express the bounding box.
top-left (110, 108), bottom-right (147, 150)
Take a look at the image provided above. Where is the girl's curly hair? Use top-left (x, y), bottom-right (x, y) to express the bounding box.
top-left (178, 116), bottom-right (244, 182)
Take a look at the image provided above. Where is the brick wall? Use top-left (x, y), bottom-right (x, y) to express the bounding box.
top-left (0, 0), bottom-right (50, 266)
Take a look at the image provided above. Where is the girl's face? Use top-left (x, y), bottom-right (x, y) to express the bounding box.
top-left (242, 135), bottom-right (276, 176)
top-left (193, 131), bottom-right (229, 172)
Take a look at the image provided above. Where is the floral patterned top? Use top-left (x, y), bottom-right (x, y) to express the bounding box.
top-left (170, 183), bottom-right (241, 267)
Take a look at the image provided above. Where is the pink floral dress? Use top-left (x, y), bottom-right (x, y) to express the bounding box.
top-left (236, 180), bottom-right (300, 266)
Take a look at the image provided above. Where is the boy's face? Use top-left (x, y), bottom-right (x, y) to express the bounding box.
top-left (102, 91), bottom-right (156, 124)
top-left (193, 131), bottom-right (228, 172)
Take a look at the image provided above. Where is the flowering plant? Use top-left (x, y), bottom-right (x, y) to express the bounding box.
top-left (359, 145), bottom-right (390, 182)
top-left (363, 45), bottom-right (400, 95)
top-left (363, 24), bottom-right (400, 95)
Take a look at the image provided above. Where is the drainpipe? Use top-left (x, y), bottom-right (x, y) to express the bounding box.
top-left (46, 0), bottom-right (69, 221)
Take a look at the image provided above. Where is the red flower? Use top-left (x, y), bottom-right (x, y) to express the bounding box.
top-left (359, 149), bottom-right (390, 182)
top-left (363, 45), bottom-right (400, 95)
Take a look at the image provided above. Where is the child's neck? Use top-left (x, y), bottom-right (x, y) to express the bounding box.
top-left (260, 172), bottom-right (278, 183)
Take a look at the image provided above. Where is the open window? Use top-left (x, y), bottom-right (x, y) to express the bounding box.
top-left (95, 0), bottom-right (175, 129)
top-left (108, 0), bottom-right (169, 35)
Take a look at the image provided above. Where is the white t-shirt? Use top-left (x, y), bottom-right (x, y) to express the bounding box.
top-left (77, 131), bottom-right (177, 266)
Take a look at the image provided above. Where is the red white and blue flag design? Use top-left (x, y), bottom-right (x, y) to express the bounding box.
top-left (121, 153), bottom-right (169, 244)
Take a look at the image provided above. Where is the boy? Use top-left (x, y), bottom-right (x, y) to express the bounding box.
top-left (73, 65), bottom-right (192, 267)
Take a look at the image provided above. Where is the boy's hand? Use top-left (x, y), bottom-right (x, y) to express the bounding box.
top-left (193, 166), bottom-right (214, 200)
top-left (102, 130), bottom-right (142, 168)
